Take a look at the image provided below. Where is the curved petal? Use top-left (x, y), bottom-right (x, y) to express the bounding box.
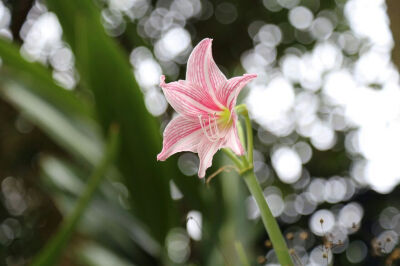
top-left (160, 75), bottom-right (220, 118)
top-left (186, 38), bottom-right (227, 106)
top-left (218, 74), bottom-right (257, 110)
top-left (197, 138), bottom-right (223, 178)
top-left (223, 119), bottom-right (245, 156)
top-left (157, 115), bottom-right (203, 161)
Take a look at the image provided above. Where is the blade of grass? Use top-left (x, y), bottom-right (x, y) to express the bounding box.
top-left (40, 156), bottom-right (161, 258)
top-left (31, 125), bottom-right (119, 266)
top-left (234, 241), bottom-right (250, 266)
top-left (76, 242), bottom-right (135, 266)
top-left (0, 81), bottom-right (102, 165)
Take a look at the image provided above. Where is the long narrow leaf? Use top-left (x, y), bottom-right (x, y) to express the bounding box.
top-left (0, 39), bottom-right (92, 118)
top-left (31, 125), bottom-right (119, 266)
top-left (76, 242), bottom-right (136, 266)
top-left (45, 0), bottom-right (184, 242)
top-left (0, 81), bottom-right (102, 165)
top-left (40, 156), bottom-right (161, 258)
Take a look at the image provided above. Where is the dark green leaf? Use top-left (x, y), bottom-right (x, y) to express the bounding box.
top-left (31, 125), bottom-right (119, 266)
top-left (0, 81), bottom-right (102, 165)
top-left (45, 0), bottom-right (181, 242)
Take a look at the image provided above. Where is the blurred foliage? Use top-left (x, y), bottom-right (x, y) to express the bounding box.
top-left (0, 0), bottom-right (400, 265)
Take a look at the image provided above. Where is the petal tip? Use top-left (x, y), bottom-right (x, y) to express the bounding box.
top-left (157, 152), bottom-right (166, 161)
top-left (244, 73), bottom-right (258, 79)
top-left (196, 38), bottom-right (213, 49)
top-left (159, 75), bottom-right (166, 87)
top-left (198, 170), bottom-right (205, 178)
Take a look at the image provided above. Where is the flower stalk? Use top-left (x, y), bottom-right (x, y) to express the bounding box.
top-left (224, 104), bottom-right (293, 266)
top-left (242, 171), bottom-right (293, 265)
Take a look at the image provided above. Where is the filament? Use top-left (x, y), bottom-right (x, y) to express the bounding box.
top-left (198, 113), bottom-right (221, 142)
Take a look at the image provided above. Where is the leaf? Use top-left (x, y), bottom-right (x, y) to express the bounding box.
top-left (44, 0), bottom-right (203, 242)
top-left (75, 242), bottom-right (135, 266)
top-left (40, 155), bottom-right (161, 258)
top-left (0, 39), bottom-right (93, 118)
top-left (31, 125), bottom-right (119, 266)
top-left (0, 81), bottom-right (102, 165)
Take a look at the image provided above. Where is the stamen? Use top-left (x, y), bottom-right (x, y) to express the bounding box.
top-left (198, 115), bottom-right (211, 141)
top-left (208, 114), bottom-right (214, 137)
top-left (198, 115), bottom-right (215, 142)
top-left (198, 113), bottom-right (221, 142)
top-left (213, 113), bottom-right (220, 137)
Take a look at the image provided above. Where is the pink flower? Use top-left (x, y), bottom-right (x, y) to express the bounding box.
top-left (157, 38), bottom-right (257, 178)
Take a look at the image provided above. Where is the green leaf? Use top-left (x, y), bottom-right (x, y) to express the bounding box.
top-left (76, 242), bottom-right (136, 266)
top-left (0, 38), bottom-right (93, 118)
top-left (31, 125), bottom-right (119, 266)
top-left (234, 241), bottom-right (251, 266)
top-left (44, 0), bottom-right (198, 242)
top-left (40, 156), bottom-right (161, 258)
top-left (0, 81), bottom-right (102, 165)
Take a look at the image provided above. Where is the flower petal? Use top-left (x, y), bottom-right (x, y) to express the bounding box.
top-left (218, 74), bottom-right (257, 110)
top-left (186, 38), bottom-right (227, 106)
top-left (160, 75), bottom-right (220, 117)
top-left (223, 119), bottom-right (245, 156)
top-left (197, 138), bottom-right (222, 178)
top-left (157, 115), bottom-right (202, 161)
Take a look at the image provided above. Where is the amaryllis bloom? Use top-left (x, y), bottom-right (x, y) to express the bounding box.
top-left (157, 38), bottom-right (257, 177)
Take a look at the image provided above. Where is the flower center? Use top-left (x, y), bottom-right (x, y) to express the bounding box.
top-left (198, 108), bottom-right (233, 142)
top-left (218, 107), bottom-right (233, 128)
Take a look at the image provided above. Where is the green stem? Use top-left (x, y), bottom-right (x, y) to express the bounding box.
top-left (31, 125), bottom-right (119, 266)
top-left (243, 112), bottom-right (253, 165)
top-left (237, 120), bottom-right (246, 151)
top-left (235, 104), bottom-right (253, 164)
top-left (242, 171), bottom-right (293, 266)
top-left (236, 121), bottom-right (248, 167)
top-left (222, 148), bottom-right (243, 169)
top-left (230, 104), bottom-right (293, 266)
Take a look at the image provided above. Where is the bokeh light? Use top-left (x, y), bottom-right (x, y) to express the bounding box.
top-left (3, 0), bottom-right (400, 264)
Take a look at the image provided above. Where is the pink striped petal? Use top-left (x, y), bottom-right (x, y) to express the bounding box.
top-left (186, 38), bottom-right (227, 106)
top-left (160, 75), bottom-right (220, 118)
top-left (218, 74), bottom-right (257, 110)
top-left (157, 115), bottom-right (202, 161)
top-left (223, 119), bottom-right (244, 156)
top-left (197, 138), bottom-right (223, 178)
top-left (158, 38), bottom-right (258, 178)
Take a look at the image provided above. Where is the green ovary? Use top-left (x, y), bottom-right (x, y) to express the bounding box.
top-left (217, 108), bottom-right (233, 129)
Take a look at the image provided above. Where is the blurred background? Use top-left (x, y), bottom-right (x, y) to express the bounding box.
top-left (1, 0), bottom-right (400, 265)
